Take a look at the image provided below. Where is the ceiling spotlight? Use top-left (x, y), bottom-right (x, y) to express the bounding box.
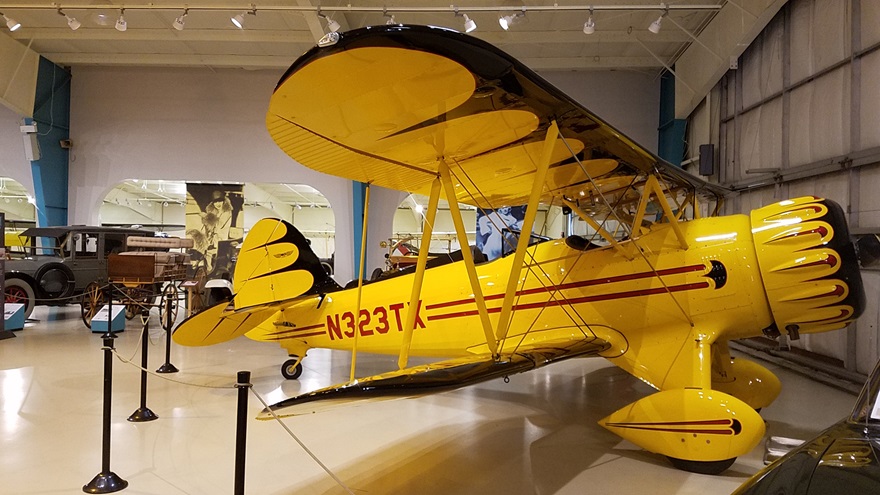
top-left (115, 9), bottom-right (126, 32)
top-left (583, 8), bottom-right (595, 34)
top-left (385, 14), bottom-right (396, 25)
top-left (173, 9), bottom-right (188, 31)
top-left (58, 9), bottom-right (81, 31)
top-left (583, 17), bottom-right (595, 34)
top-left (231, 12), bottom-right (245, 28)
top-left (498, 9), bottom-right (525, 31)
top-left (2, 13), bottom-right (20, 32)
top-left (319, 12), bottom-right (340, 33)
top-left (648, 12), bottom-right (666, 34)
top-left (462, 14), bottom-right (476, 33)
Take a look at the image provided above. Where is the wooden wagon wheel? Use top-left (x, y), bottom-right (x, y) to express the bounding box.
top-left (158, 284), bottom-right (179, 331)
top-left (80, 282), bottom-right (104, 329)
top-left (188, 265), bottom-right (208, 315)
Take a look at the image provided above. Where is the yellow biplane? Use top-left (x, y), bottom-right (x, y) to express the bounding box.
top-left (174, 25), bottom-right (867, 474)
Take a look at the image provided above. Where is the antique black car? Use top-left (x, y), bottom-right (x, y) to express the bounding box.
top-left (3, 226), bottom-right (150, 318)
top-left (733, 359), bottom-right (880, 494)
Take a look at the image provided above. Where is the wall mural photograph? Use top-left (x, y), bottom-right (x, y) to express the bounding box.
top-left (185, 183), bottom-right (245, 281)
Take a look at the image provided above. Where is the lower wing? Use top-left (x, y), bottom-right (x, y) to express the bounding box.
top-left (258, 337), bottom-right (610, 420)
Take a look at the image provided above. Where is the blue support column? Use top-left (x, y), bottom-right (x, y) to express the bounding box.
top-left (30, 57), bottom-right (71, 226)
top-left (658, 70), bottom-right (686, 167)
top-left (352, 181), bottom-right (368, 278)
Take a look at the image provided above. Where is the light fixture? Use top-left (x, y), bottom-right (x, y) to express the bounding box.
top-left (58, 9), bottom-right (81, 31)
top-left (231, 6), bottom-right (256, 29)
top-left (583, 8), bottom-right (595, 34)
top-left (318, 11), bottom-right (340, 33)
top-left (453, 9), bottom-right (477, 34)
top-left (173, 8), bottom-right (188, 31)
top-left (231, 12), bottom-right (245, 28)
top-left (464, 14), bottom-right (477, 33)
top-left (115, 9), bottom-right (126, 32)
top-left (2, 13), bottom-right (20, 32)
top-left (498, 8), bottom-right (525, 31)
top-left (384, 11), bottom-right (396, 25)
top-left (648, 10), bottom-right (667, 34)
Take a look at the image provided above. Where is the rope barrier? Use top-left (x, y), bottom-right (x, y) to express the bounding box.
top-left (250, 388), bottom-right (355, 495)
top-left (108, 334), bottom-right (352, 493)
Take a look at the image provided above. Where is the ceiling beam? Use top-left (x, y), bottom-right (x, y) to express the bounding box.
top-left (9, 27), bottom-right (693, 44)
top-left (40, 51), bottom-right (669, 70)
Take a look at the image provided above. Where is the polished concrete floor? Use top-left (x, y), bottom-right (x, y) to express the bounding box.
top-left (0, 305), bottom-right (858, 495)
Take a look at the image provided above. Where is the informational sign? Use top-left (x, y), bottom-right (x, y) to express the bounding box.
top-left (4, 302), bottom-right (24, 330)
top-left (90, 305), bottom-right (126, 333)
top-left (871, 392), bottom-right (880, 421)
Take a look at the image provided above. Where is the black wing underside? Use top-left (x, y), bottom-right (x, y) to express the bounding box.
top-left (259, 338), bottom-right (610, 419)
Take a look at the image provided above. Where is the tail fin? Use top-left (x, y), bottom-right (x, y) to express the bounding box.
top-left (233, 218), bottom-right (339, 309)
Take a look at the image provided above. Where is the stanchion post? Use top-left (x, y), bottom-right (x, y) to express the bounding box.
top-left (157, 290), bottom-right (179, 373)
top-left (83, 335), bottom-right (128, 493)
top-left (128, 310), bottom-right (158, 422)
top-left (234, 371), bottom-right (251, 495)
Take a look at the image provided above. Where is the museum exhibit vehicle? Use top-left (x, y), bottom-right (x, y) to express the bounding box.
top-left (173, 25), bottom-right (870, 474)
top-left (733, 357), bottom-right (880, 494)
top-left (3, 225), bottom-right (151, 319)
top-left (79, 235), bottom-right (194, 326)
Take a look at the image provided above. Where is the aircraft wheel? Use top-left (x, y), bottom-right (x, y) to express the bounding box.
top-left (281, 358), bottom-right (303, 380)
top-left (666, 456), bottom-right (736, 475)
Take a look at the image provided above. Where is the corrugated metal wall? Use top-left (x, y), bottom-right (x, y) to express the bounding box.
top-left (687, 0), bottom-right (880, 375)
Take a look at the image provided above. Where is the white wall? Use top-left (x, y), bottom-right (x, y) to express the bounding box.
top-left (0, 104), bottom-right (35, 197)
top-left (68, 66), bottom-right (357, 281)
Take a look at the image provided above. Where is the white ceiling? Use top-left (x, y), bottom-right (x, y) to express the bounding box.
top-left (0, 1), bottom-right (728, 72)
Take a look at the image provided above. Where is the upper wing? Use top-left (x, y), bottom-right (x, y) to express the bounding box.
top-left (267, 24), bottom-right (725, 210)
top-left (258, 337), bottom-right (610, 419)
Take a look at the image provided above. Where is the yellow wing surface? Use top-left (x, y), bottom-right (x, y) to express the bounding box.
top-left (267, 24), bottom-right (725, 210)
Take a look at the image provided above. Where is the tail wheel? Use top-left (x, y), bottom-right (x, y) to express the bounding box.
top-left (666, 456), bottom-right (736, 475)
top-left (5, 278), bottom-right (35, 319)
top-left (281, 358), bottom-right (303, 380)
top-left (158, 284), bottom-right (179, 330)
top-left (80, 282), bottom-right (104, 328)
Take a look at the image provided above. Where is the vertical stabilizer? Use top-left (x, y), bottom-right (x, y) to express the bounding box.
top-left (233, 218), bottom-right (339, 309)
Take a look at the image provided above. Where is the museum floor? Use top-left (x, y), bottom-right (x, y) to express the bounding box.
top-left (0, 305), bottom-right (857, 495)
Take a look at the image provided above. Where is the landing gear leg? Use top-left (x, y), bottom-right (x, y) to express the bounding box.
top-left (281, 356), bottom-right (303, 380)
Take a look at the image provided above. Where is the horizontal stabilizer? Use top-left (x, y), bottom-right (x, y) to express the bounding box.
top-left (172, 300), bottom-right (279, 347)
top-left (258, 338), bottom-right (609, 419)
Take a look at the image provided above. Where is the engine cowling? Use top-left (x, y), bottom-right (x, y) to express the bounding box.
top-left (750, 197), bottom-right (865, 338)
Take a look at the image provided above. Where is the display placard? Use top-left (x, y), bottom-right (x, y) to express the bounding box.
top-left (4, 303), bottom-right (25, 330)
top-left (90, 306), bottom-right (126, 333)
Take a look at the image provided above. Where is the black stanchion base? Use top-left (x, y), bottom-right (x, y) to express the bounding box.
top-left (0, 330), bottom-right (15, 340)
top-left (83, 471), bottom-right (128, 493)
top-left (127, 407), bottom-right (159, 422)
top-left (156, 362), bottom-right (179, 374)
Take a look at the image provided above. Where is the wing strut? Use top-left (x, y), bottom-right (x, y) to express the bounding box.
top-left (632, 175), bottom-right (689, 250)
top-left (350, 183), bottom-right (371, 382)
top-left (494, 121), bottom-right (559, 346)
top-left (397, 177), bottom-right (442, 370)
top-left (561, 198), bottom-right (632, 259)
top-left (439, 160), bottom-right (498, 358)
